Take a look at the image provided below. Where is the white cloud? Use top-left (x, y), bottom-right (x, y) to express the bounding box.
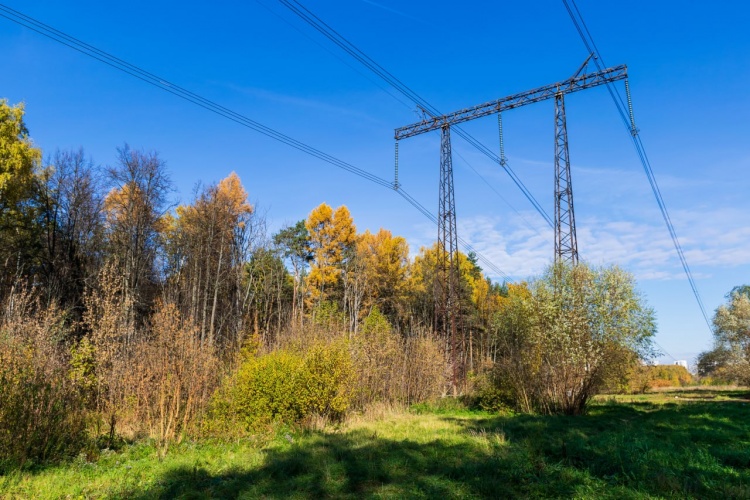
top-left (446, 206), bottom-right (750, 282)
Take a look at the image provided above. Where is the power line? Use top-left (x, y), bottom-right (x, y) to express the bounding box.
top-left (452, 147), bottom-right (549, 242)
top-left (275, 0), bottom-right (553, 229)
top-left (452, 129), bottom-right (553, 227)
top-left (0, 5), bottom-right (392, 188)
top-left (0, 2), bottom-right (515, 282)
top-left (561, 0), bottom-right (713, 333)
top-left (253, 0), bottom-right (413, 110)
top-left (652, 340), bottom-right (680, 364)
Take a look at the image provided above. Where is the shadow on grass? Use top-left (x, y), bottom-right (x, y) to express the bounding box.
top-left (119, 401), bottom-right (750, 499)
top-left (455, 401), bottom-right (750, 499)
top-left (123, 430), bottom-right (594, 499)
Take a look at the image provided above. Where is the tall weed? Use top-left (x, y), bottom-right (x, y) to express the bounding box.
top-left (0, 289), bottom-right (89, 471)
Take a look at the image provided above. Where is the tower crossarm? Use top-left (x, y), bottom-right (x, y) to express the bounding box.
top-left (395, 64), bottom-right (627, 140)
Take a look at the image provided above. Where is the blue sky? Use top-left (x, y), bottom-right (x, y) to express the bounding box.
top-left (2, 1), bottom-right (749, 365)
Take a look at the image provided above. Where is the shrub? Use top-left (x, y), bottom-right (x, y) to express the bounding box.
top-left (207, 337), bottom-right (355, 435)
top-left (0, 293), bottom-right (89, 471)
top-left (609, 364), bottom-right (695, 394)
top-left (402, 334), bottom-right (447, 403)
top-left (304, 339), bottom-right (355, 419)
top-left (644, 365), bottom-right (693, 389)
top-left (123, 302), bottom-right (220, 446)
top-left (351, 308), bottom-right (447, 407)
top-left (465, 368), bottom-right (512, 413)
top-left (492, 263), bottom-right (656, 415)
top-left (350, 307), bottom-right (402, 406)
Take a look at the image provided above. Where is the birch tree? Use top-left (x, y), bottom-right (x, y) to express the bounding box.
top-left (165, 172), bottom-right (253, 346)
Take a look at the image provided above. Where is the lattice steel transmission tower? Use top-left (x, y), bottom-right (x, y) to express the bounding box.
top-left (394, 56), bottom-right (628, 381)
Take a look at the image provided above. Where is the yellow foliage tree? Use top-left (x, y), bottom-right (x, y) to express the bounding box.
top-left (0, 99), bottom-right (42, 295)
top-left (356, 229), bottom-right (410, 323)
top-left (409, 243), bottom-right (488, 325)
top-left (305, 203), bottom-right (356, 308)
top-left (0, 100), bottom-right (40, 211)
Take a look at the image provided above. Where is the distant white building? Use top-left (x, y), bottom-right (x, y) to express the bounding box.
top-left (674, 360), bottom-right (688, 369)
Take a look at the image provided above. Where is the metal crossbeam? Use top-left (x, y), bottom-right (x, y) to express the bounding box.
top-left (395, 64), bottom-right (627, 140)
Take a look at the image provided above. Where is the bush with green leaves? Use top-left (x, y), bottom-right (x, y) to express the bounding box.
top-left (207, 338), bottom-right (354, 435)
top-left (492, 262), bottom-right (656, 415)
top-left (697, 285), bottom-right (750, 385)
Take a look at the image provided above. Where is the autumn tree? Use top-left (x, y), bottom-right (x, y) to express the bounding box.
top-left (697, 285), bottom-right (750, 384)
top-left (469, 274), bottom-right (506, 368)
top-left (164, 172), bottom-right (254, 347)
top-left (492, 263), bottom-right (656, 415)
top-left (103, 145), bottom-right (172, 336)
top-left (305, 203), bottom-right (356, 314)
top-left (353, 229), bottom-right (410, 329)
top-left (407, 244), bottom-right (440, 333)
top-left (407, 243), bottom-right (504, 379)
top-left (0, 99), bottom-right (43, 297)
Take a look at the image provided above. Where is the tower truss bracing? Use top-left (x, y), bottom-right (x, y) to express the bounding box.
top-left (435, 124), bottom-right (461, 387)
top-left (554, 92), bottom-right (579, 265)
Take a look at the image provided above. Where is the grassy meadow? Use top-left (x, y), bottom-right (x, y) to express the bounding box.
top-left (1, 389), bottom-right (748, 499)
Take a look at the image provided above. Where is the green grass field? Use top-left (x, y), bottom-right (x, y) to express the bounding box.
top-left (1, 389), bottom-right (748, 499)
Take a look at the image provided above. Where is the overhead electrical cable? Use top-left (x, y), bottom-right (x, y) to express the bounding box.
top-left (452, 148), bottom-right (549, 241)
top-left (652, 340), bottom-right (680, 364)
top-left (259, 0), bottom-right (547, 241)
top-left (275, 0), bottom-right (554, 229)
top-left (561, 0), bottom-right (713, 333)
top-left (253, 0), bottom-right (412, 110)
top-left (0, 5), bottom-right (392, 188)
top-left (0, 2), bottom-right (515, 282)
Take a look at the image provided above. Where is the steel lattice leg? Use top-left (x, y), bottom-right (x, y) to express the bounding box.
top-left (554, 93), bottom-right (579, 265)
top-left (436, 125), bottom-right (461, 390)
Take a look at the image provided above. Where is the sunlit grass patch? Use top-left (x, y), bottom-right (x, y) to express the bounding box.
top-left (1, 389), bottom-right (748, 498)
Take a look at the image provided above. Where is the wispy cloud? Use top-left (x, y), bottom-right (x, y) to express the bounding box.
top-left (442, 206), bottom-right (750, 282)
top-left (214, 82), bottom-right (383, 123)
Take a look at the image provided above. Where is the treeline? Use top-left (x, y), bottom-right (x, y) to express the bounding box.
top-left (1, 99), bottom-right (660, 470)
top-left (0, 98), bottom-right (495, 468)
top-left (0, 99), bottom-right (507, 358)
